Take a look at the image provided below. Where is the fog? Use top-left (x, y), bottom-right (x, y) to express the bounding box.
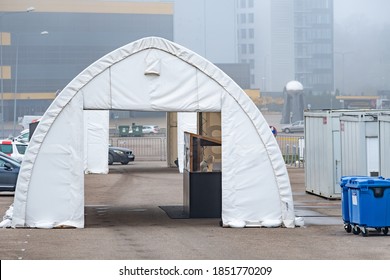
top-left (334, 0), bottom-right (390, 25)
top-left (334, 0), bottom-right (390, 95)
top-left (99, 0), bottom-right (390, 97)
top-left (173, 0), bottom-right (390, 95)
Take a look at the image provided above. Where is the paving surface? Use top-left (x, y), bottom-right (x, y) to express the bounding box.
top-left (0, 162), bottom-right (389, 260)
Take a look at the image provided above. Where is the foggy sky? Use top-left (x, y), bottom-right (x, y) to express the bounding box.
top-left (335, 0), bottom-right (390, 24)
top-left (334, 0), bottom-right (390, 95)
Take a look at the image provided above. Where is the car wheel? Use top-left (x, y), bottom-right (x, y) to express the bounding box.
top-left (108, 154), bottom-right (114, 165)
top-left (121, 161), bottom-right (129, 165)
top-left (284, 128), bottom-right (290, 134)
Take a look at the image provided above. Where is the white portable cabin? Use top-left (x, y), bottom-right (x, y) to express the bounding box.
top-left (304, 109), bottom-right (390, 199)
top-left (304, 110), bottom-right (343, 199)
top-left (340, 112), bottom-right (380, 177)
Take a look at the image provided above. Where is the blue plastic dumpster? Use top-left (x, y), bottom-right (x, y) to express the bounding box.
top-left (340, 176), bottom-right (372, 233)
top-left (346, 178), bottom-right (390, 237)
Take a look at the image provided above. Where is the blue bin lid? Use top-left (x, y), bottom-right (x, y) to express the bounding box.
top-left (347, 178), bottom-right (390, 189)
top-left (339, 176), bottom-right (376, 187)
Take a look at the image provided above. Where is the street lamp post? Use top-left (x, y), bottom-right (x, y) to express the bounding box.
top-left (0, 7), bottom-right (34, 138)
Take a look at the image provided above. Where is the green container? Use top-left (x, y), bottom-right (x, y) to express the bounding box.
top-left (132, 125), bottom-right (143, 137)
top-left (118, 125), bottom-right (130, 137)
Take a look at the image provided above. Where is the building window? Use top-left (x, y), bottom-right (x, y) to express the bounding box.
top-left (248, 13), bottom-right (254, 23)
top-left (240, 0), bottom-right (246, 8)
top-left (241, 29), bottom-right (247, 39)
top-left (248, 28), bottom-right (254, 39)
top-left (248, 44), bottom-right (254, 54)
top-left (240, 13), bottom-right (246, 24)
top-left (315, 14), bottom-right (330, 24)
top-left (248, 0), bottom-right (254, 8)
top-left (241, 44), bottom-right (247, 54)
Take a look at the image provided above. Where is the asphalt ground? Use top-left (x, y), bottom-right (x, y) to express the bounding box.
top-left (0, 161), bottom-right (389, 261)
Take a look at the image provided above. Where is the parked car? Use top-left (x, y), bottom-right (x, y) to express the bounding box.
top-left (142, 125), bottom-right (160, 134)
top-left (0, 139), bottom-right (28, 162)
top-left (281, 120), bottom-right (304, 134)
top-left (108, 147), bottom-right (135, 165)
top-left (0, 152), bottom-right (21, 192)
top-left (13, 128), bottom-right (30, 143)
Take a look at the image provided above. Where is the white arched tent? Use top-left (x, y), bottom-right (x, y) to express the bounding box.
top-left (11, 37), bottom-right (297, 229)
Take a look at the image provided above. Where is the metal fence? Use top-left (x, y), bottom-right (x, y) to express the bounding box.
top-left (276, 135), bottom-right (305, 168)
top-left (109, 135), bottom-right (305, 167)
top-left (110, 136), bottom-right (167, 161)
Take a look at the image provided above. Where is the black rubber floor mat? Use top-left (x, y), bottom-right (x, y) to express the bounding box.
top-left (159, 205), bottom-right (189, 219)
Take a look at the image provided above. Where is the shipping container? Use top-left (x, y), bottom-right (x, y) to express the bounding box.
top-left (304, 109), bottom-right (389, 199)
top-left (304, 110), bottom-right (344, 198)
top-left (340, 112), bottom-right (379, 177)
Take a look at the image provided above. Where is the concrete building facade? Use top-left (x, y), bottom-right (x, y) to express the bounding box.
top-left (294, 0), bottom-right (334, 94)
top-left (236, 0), bottom-right (334, 93)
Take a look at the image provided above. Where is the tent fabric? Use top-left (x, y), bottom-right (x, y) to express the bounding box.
top-left (84, 110), bottom-right (109, 174)
top-left (10, 36), bottom-right (297, 228)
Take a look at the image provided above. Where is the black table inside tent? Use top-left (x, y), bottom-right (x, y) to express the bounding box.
top-left (183, 132), bottom-right (222, 218)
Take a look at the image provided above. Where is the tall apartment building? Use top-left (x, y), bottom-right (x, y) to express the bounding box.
top-left (236, 0), bottom-right (294, 91)
top-left (236, 0), bottom-right (334, 93)
top-left (294, 0), bottom-right (334, 93)
top-left (173, 0), bottom-right (251, 88)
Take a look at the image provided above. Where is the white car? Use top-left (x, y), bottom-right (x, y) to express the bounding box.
top-left (142, 125), bottom-right (160, 134)
top-left (13, 128), bottom-right (30, 143)
top-left (0, 139), bottom-right (28, 162)
top-left (281, 120), bottom-right (304, 134)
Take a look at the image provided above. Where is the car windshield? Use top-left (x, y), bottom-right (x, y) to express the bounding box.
top-left (16, 144), bottom-right (28, 154)
top-left (21, 133), bottom-right (29, 141)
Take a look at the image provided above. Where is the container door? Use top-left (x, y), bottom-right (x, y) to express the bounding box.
top-left (366, 137), bottom-right (379, 176)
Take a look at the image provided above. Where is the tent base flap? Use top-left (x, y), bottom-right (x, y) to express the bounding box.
top-left (25, 220), bottom-right (83, 229)
top-left (221, 217), bottom-right (304, 228)
top-left (0, 204), bottom-right (13, 228)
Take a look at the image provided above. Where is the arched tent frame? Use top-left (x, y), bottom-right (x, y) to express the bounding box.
top-left (12, 37), bottom-right (296, 229)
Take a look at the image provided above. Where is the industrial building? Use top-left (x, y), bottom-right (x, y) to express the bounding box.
top-left (0, 0), bottom-right (174, 126)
